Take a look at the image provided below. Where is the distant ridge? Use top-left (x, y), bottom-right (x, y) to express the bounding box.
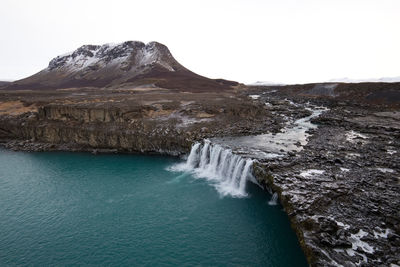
top-left (0, 81), bottom-right (11, 87)
top-left (247, 81), bottom-right (286, 86)
top-left (328, 76), bottom-right (400, 83)
top-left (248, 76), bottom-right (400, 86)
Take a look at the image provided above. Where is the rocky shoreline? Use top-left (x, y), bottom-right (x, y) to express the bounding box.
top-left (249, 88), bottom-right (400, 267)
top-left (1, 85), bottom-right (399, 267)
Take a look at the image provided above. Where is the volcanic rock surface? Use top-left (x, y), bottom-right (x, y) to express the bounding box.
top-left (245, 84), bottom-right (400, 267)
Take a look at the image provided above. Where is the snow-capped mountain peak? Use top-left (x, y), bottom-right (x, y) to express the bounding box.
top-left (47, 41), bottom-right (175, 73)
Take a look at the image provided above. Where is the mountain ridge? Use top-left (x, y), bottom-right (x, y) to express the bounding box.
top-left (249, 76), bottom-right (400, 86)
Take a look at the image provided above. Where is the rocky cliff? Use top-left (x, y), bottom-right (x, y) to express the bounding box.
top-left (0, 90), bottom-right (273, 155)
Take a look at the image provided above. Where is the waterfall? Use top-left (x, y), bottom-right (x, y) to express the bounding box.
top-left (186, 143), bottom-right (201, 167)
top-left (268, 192), bottom-right (278, 205)
top-left (172, 140), bottom-right (255, 197)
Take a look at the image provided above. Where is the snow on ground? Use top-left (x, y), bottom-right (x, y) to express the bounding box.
top-left (336, 221), bottom-right (350, 230)
top-left (346, 153), bottom-right (361, 159)
top-left (346, 130), bottom-right (368, 143)
top-left (249, 95), bottom-right (260, 100)
top-left (348, 229), bottom-right (374, 254)
top-left (300, 169), bottom-right (325, 178)
top-left (373, 227), bottom-right (392, 238)
top-left (376, 168), bottom-right (395, 173)
top-left (284, 98), bottom-right (300, 107)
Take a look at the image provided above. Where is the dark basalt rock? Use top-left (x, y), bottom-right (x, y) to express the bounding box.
top-left (249, 86), bottom-right (400, 266)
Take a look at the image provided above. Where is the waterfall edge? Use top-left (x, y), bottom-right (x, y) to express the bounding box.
top-left (169, 140), bottom-right (258, 198)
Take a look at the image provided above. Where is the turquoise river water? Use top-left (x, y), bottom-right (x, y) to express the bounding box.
top-left (0, 149), bottom-right (307, 266)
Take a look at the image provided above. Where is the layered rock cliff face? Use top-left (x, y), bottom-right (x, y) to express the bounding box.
top-left (0, 91), bottom-right (274, 155)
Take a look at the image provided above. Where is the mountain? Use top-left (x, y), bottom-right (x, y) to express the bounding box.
top-left (328, 76), bottom-right (400, 83)
top-left (3, 41), bottom-right (237, 92)
top-left (0, 81), bottom-right (11, 87)
top-left (248, 81), bottom-right (286, 86)
top-left (248, 76), bottom-right (400, 86)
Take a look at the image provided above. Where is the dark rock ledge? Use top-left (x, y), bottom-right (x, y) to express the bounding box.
top-left (252, 95), bottom-right (400, 267)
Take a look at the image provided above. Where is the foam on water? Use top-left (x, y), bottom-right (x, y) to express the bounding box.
top-left (268, 192), bottom-right (279, 206)
top-left (169, 141), bottom-right (255, 197)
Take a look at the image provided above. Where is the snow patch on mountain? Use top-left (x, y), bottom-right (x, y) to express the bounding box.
top-left (139, 43), bottom-right (174, 72)
top-left (47, 41), bottom-right (175, 73)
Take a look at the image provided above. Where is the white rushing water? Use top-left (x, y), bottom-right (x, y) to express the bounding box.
top-left (212, 106), bottom-right (328, 159)
top-left (169, 140), bottom-right (255, 197)
top-left (268, 192), bottom-right (278, 206)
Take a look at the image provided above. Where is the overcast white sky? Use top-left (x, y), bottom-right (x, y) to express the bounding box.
top-left (1, 0), bottom-right (399, 84)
